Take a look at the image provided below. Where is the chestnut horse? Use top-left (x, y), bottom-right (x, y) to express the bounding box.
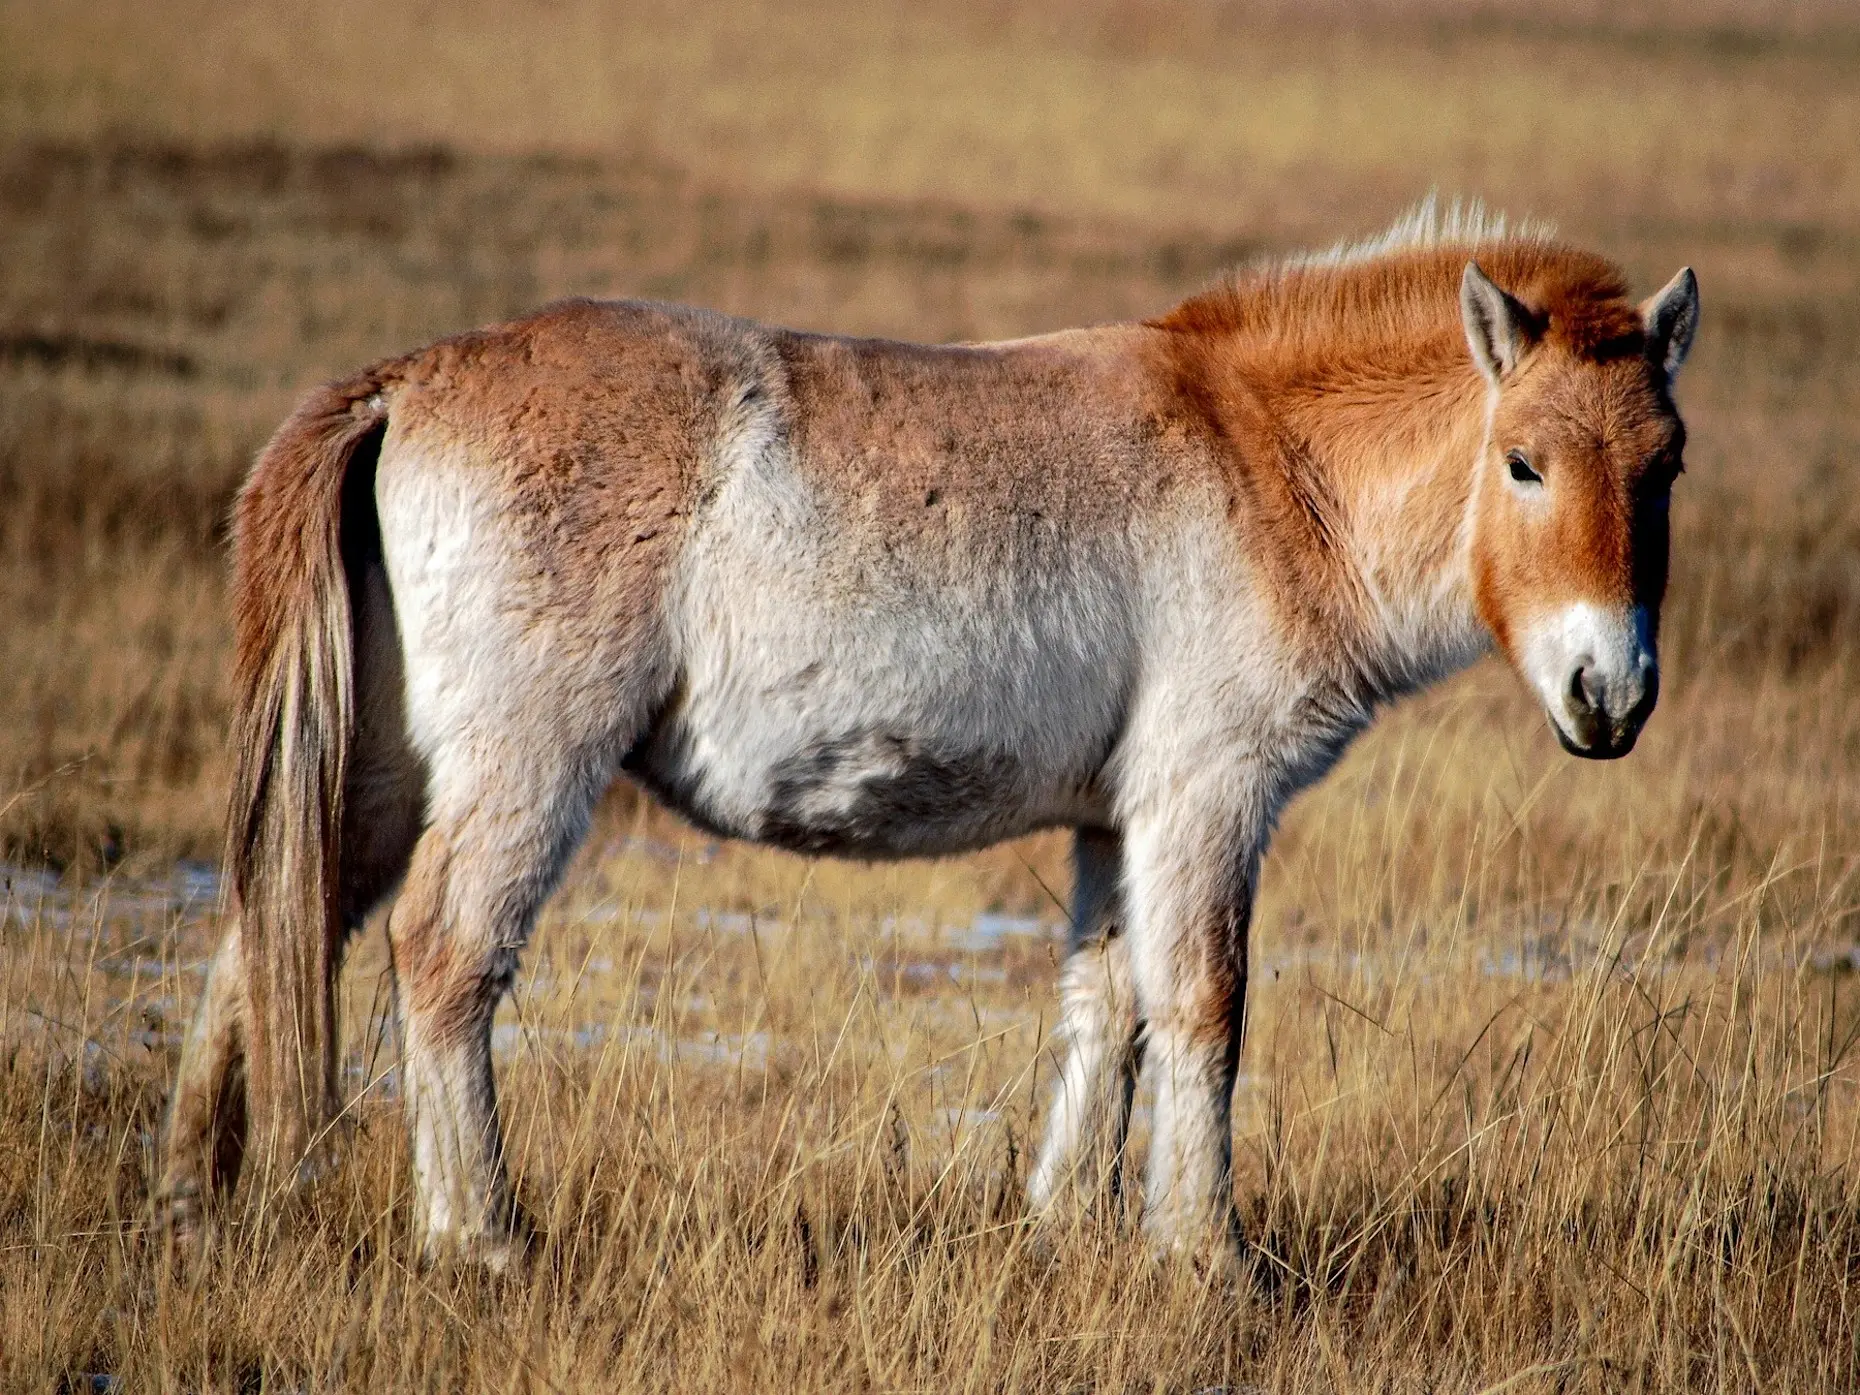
top-left (157, 205), bottom-right (1698, 1266)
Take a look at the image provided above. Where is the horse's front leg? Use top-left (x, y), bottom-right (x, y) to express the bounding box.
top-left (1122, 800), bottom-right (1257, 1254)
top-left (1029, 827), bottom-right (1140, 1217)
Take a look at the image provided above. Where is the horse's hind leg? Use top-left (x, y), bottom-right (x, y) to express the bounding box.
top-left (155, 922), bottom-right (251, 1239)
top-left (384, 741), bottom-right (608, 1271)
top-left (155, 795), bottom-right (419, 1236)
top-left (1029, 828), bottom-right (1140, 1218)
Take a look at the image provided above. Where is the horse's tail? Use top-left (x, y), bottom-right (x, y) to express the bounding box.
top-left (226, 371), bottom-right (390, 1191)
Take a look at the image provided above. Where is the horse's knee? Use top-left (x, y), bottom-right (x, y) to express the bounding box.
top-left (1138, 993), bottom-right (1244, 1252)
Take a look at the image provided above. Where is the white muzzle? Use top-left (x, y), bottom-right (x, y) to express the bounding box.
top-left (1517, 603), bottom-right (1659, 758)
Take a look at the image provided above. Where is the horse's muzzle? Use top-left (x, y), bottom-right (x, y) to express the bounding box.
top-left (1552, 659), bottom-right (1659, 760)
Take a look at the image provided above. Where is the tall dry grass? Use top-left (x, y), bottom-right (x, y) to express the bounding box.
top-left (6, 742), bottom-right (1859, 1389)
top-left (1, 2), bottom-right (1858, 1389)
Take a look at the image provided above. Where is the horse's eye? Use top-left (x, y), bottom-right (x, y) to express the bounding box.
top-left (1506, 449), bottom-right (1541, 484)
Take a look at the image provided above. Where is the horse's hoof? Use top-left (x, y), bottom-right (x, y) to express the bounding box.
top-left (1139, 1214), bottom-right (1246, 1281)
top-left (419, 1223), bottom-right (534, 1277)
top-left (151, 1184), bottom-right (212, 1268)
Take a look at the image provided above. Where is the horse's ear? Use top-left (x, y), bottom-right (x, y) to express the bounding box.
top-left (1641, 267), bottom-right (1699, 383)
top-left (1460, 261), bottom-right (1533, 385)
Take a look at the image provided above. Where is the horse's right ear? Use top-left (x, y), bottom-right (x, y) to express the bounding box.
top-left (1460, 261), bottom-right (1533, 385)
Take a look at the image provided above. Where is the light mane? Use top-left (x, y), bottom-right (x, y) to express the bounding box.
top-left (1289, 195), bottom-right (1556, 269)
top-left (1150, 199), bottom-right (1636, 361)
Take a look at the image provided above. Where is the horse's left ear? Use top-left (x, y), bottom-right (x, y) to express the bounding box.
top-left (1460, 261), bottom-right (1536, 385)
top-left (1641, 267), bottom-right (1699, 383)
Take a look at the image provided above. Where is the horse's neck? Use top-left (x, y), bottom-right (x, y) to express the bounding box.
top-left (1264, 351), bottom-right (1492, 696)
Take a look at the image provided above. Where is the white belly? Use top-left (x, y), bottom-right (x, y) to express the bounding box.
top-left (626, 511), bottom-right (1135, 858)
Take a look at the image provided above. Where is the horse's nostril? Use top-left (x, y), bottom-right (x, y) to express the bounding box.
top-left (1569, 665), bottom-right (1601, 715)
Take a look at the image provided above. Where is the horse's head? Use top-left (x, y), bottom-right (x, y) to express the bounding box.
top-left (1460, 259), bottom-right (1698, 760)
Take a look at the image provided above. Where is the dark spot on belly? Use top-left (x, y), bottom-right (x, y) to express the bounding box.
top-left (619, 682), bottom-right (758, 842)
top-left (761, 731), bottom-right (1024, 858)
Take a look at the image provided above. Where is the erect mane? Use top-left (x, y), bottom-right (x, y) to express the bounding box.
top-left (1289, 196), bottom-right (1554, 268)
top-left (1152, 199), bottom-right (1640, 358)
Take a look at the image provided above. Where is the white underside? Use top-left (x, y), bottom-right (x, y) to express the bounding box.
top-left (627, 450), bottom-right (1140, 856)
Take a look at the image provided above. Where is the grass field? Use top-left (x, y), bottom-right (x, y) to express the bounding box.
top-left (2, 2), bottom-right (1859, 1389)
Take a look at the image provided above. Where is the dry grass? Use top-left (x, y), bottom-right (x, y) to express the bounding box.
top-left (1, 2), bottom-right (1859, 1389)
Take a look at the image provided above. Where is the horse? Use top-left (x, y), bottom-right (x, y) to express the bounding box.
top-left (154, 204), bottom-right (1698, 1268)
